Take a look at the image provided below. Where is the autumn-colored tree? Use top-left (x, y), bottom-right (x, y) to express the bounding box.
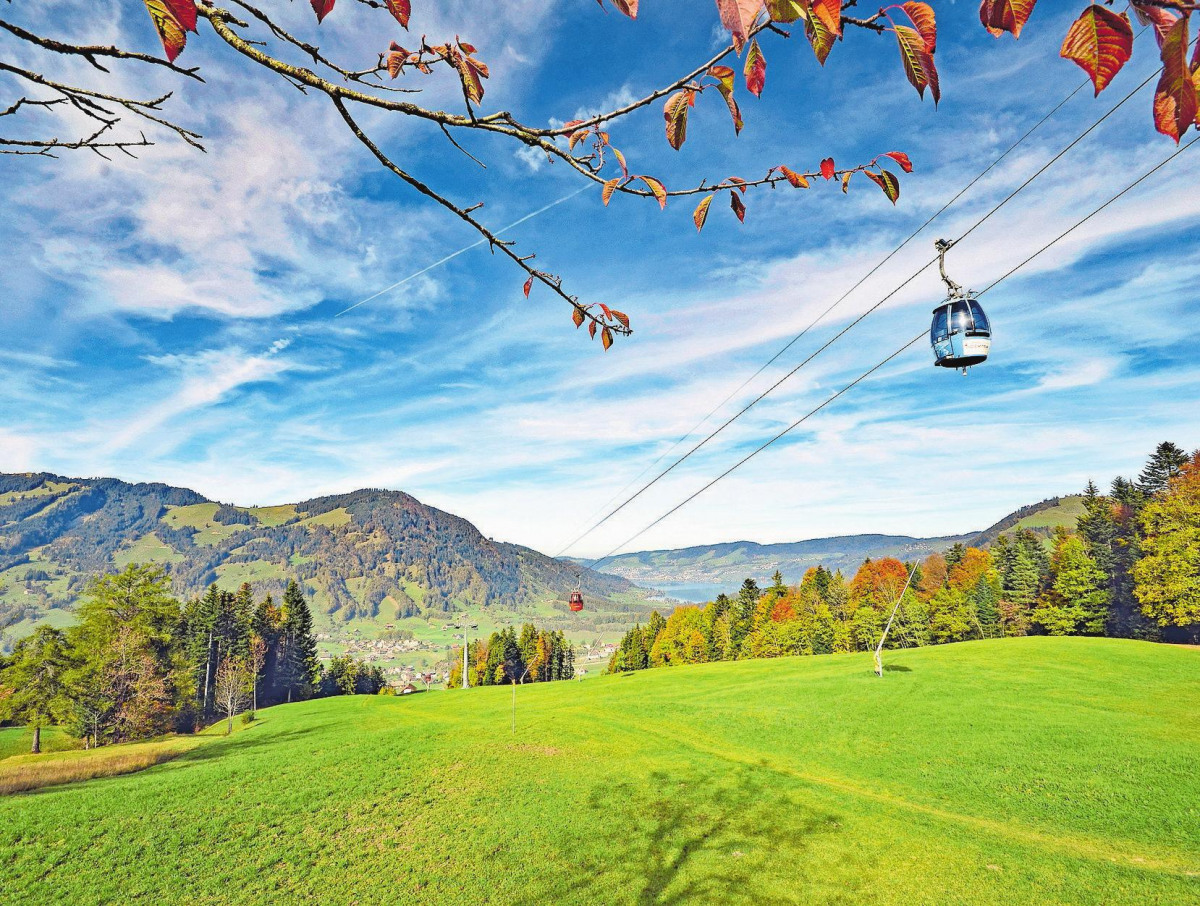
top-left (918, 552), bottom-right (948, 600)
top-left (849, 557), bottom-right (909, 612)
top-left (1133, 452), bottom-right (1200, 631)
top-left (7, 2), bottom-right (1192, 346)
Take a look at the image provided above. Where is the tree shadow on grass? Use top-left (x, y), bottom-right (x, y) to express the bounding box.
top-left (882, 664), bottom-right (912, 673)
top-left (570, 766), bottom-right (843, 906)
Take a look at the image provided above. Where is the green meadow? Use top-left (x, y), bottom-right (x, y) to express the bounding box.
top-left (2, 637), bottom-right (1198, 905)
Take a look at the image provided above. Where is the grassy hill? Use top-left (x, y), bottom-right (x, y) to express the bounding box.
top-left (589, 496), bottom-right (1085, 589)
top-left (0, 473), bottom-right (652, 658)
top-left (2, 637), bottom-right (1196, 904)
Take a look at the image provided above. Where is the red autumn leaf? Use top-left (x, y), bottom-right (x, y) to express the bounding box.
top-left (589, 320), bottom-right (598, 339)
top-left (457, 54), bottom-right (489, 104)
top-left (523, 276), bottom-right (533, 298)
top-left (663, 91), bottom-right (691, 150)
top-left (883, 151), bottom-right (914, 173)
top-left (602, 327), bottom-right (614, 350)
top-left (865, 168), bottom-right (901, 204)
top-left (729, 190), bottom-right (746, 222)
top-left (979, 0), bottom-right (1037, 39)
top-left (744, 39), bottom-right (766, 97)
top-left (639, 175), bottom-right (668, 209)
top-left (143, 0), bottom-right (191, 62)
top-left (725, 176), bottom-right (748, 193)
top-left (602, 177), bottom-right (622, 206)
top-left (811, 0), bottom-right (842, 37)
top-left (310, 0), bottom-right (336, 23)
top-left (902, 2), bottom-right (937, 53)
top-left (895, 24), bottom-right (941, 105)
top-left (820, 157), bottom-right (835, 180)
top-left (1153, 16), bottom-right (1197, 142)
top-left (1061, 5), bottom-right (1133, 96)
top-left (162, 0), bottom-right (197, 32)
top-left (385, 0), bottom-right (411, 27)
top-left (807, 14), bottom-right (836, 65)
top-left (715, 0), bottom-right (765, 53)
top-left (610, 309), bottom-right (630, 329)
top-left (1131, 2), bottom-right (1178, 48)
top-left (568, 129), bottom-right (591, 151)
top-left (694, 194), bottom-right (715, 232)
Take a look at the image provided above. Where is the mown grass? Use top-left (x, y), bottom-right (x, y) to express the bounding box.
top-left (1, 638), bottom-right (1197, 905)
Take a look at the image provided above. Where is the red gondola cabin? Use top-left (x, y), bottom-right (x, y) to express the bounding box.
top-left (569, 591), bottom-right (584, 612)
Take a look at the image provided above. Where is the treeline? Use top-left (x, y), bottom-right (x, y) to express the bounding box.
top-left (448, 624), bottom-right (576, 688)
top-left (0, 565), bottom-right (388, 754)
top-left (609, 442), bottom-right (1200, 672)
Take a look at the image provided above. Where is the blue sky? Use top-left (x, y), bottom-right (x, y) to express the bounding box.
top-left (2, 1), bottom-right (1198, 558)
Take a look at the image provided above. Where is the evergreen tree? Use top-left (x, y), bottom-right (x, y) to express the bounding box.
top-left (0, 626), bottom-right (70, 753)
top-left (278, 580), bottom-right (319, 703)
top-left (1033, 535), bottom-right (1109, 635)
top-left (1138, 441), bottom-right (1188, 496)
top-left (252, 593), bottom-right (283, 705)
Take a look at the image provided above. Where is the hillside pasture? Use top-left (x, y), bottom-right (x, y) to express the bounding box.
top-left (0, 637), bottom-right (1196, 904)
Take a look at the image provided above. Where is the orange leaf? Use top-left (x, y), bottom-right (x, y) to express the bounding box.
top-left (744, 39), bottom-right (766, 97)
top-left (610, 309), bottom-right (630, 329)
top-left (639, 175), bottom-right (668, 209)
top-left (1153, 16), bottom-right (1197, 142)
top-left (589, 320), bottom-right (598, 339)
top-left (608, 0), bottom-right (639, 18)
top-left (820, 157), bottom-right (835, 180)
top-left (573, 307), bottom-right (586, 328)
top-left (611, 147), bottom-right (628, 175)
top-left (902, 2), bottom-right (937, 52)
top-left (979, 0), bottom-right (1038, 40)
top-left (694, 194), bottom-right (715, 232)
top-left (602, 327), bottom-right (614, 350)
top-left (884, 151), bottom-right (914, 173)
top-left (778, 165), bottom-right (809, 188)
top-left (811, 0), bottom-right (842, 37)
top-left (569, 129), bottom-right (591, 150)
top-left (730, 190), bottom-right (746, 223)
top-left (663, 91), bottom-right (691, 150)
top-left (523, 276), bottom-right (533, 298)
top-left (841, 171), bottom-right (852, 194)
top-left (602, 177), bottom-right (622, 206)
top-left (1060, 5), bottom-right (1133, 96)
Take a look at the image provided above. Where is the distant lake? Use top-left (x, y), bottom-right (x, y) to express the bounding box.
top-left (647, 582), bottom-right (736, 604)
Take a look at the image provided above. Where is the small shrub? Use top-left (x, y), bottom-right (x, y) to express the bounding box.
top-left (241, 710), bottom-right (256, 725)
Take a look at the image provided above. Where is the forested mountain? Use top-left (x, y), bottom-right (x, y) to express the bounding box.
top-left (586, 497), bottom-right (1084, 587)
top-left (0, 473), bottom-right (640, 637)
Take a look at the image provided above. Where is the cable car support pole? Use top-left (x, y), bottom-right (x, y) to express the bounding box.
top-left (875, 562), bottom-right (920, 678)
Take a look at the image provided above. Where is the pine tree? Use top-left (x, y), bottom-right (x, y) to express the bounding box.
top-left (278, 580), bottom-right (318, 703)
top-left (0, 627), bottom-right (70, 753)
top-left (1138, 441), bottom-right (1188, 496)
